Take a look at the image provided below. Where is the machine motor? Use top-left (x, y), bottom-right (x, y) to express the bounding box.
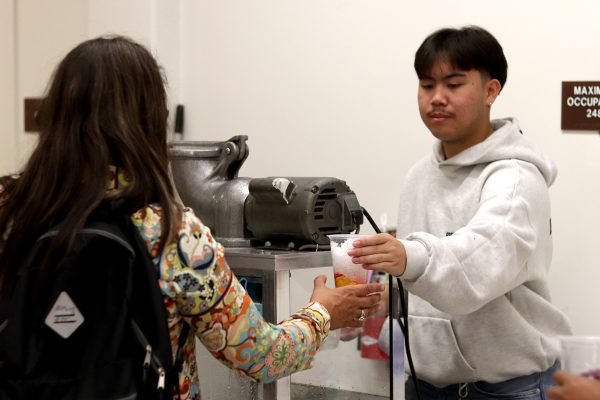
top-left (168, 136), bottom-right (363, 248)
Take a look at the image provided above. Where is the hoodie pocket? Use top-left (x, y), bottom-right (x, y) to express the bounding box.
top-left (408, 315), bottom-right (476, 387)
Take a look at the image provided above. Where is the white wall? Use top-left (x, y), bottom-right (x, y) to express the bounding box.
top-left (0, 0), bottom-right (16, 174)
top-left (178, 1), bottom-right (600, 337)
top-left (0, 0), bottom-right (88, 176)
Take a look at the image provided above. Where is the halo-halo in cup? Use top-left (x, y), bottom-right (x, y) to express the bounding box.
top-left (328, 234), bottom-right (369, 287)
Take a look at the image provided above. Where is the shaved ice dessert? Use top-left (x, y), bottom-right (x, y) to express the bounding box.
top-left (329, 235), bottom-right (368, 287)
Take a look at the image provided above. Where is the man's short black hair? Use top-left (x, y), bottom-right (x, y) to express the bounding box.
top-left (414, 26), bottom-right (508, 90)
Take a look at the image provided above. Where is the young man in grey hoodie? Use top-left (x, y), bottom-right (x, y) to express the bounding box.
top-left (348, 26), bottom-right (572, 400)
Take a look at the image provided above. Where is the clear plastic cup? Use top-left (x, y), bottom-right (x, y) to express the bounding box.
top-left (328, 234), bottom-right (369, 287)
top-left (559, 335), bottom-right (600, 378)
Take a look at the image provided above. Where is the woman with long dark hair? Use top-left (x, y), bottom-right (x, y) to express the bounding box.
top-left (0, 36), bottom-right (383, 399)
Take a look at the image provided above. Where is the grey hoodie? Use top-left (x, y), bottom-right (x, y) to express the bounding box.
top-left (397, 118), bottom-right (572, 387)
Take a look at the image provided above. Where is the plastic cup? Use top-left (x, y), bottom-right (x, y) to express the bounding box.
top-left (328, 234), bottom-right (369, 287)
top-left (559, 335), bottom-right (600, 378)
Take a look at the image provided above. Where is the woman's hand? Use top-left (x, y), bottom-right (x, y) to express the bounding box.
top-left (347, 233), bottom-right (407, 277)
top-left (548, 370), bottom-right (600, 400)
top-left (310, 275), bottom-right (385, 330)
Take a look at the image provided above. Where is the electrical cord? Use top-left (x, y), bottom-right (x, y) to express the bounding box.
top-left (361, 207), bottom-right (422, 400)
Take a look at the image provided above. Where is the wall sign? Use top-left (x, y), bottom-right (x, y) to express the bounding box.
top-left (24, 97), bottom-right (42, 133)
top-left (562, 81), bottom-right (600, 131)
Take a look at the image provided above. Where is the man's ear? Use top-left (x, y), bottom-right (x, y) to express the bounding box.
top-left (486, 79), bottom-right (501, 105)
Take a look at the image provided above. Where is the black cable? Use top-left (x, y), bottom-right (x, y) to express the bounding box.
top-left (361, 207), bottom-right (421, 400)
top-left (361, 208), bottom-right (394, 398)
top-left (397, 275), bottom-right (421, 400)
top-left (388, 272), bottom-right (394, 399)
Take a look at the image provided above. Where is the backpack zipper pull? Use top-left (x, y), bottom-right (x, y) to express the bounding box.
top-left (143, 344), bottom-right (152, 367)
top-left (157, 367), bottom-right (166, 391)
top-left (141, 344), bottom-right (152, 383)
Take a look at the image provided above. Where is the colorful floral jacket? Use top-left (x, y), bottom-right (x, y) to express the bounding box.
top-left (0, 174), bottom-right (331, 399)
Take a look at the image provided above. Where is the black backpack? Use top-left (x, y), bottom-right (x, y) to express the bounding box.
top-left (0, 201), bottom-right (188, 399)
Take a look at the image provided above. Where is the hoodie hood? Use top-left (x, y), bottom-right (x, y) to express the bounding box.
top-left (432, 118), bottom-right (557, 186)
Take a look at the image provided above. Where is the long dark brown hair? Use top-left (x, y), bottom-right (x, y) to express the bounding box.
top-left (0, 36), bottom-right (180, 290)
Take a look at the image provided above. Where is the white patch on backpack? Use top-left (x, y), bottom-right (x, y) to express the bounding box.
top-left (44, 291), bottom-right (84, 339)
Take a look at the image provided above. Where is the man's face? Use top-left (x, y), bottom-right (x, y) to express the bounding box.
top-left (417, 59), bottom-right (498, 158)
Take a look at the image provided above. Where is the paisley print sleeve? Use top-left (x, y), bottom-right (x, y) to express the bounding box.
top-left (132, 205), bottom-right (331, 384)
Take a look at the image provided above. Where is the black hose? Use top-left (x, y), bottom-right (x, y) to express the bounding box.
top-left (361, 207), bottom-right (421, 400)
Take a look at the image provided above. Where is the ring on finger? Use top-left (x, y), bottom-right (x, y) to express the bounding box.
top-left (357, 309), bottom-right (366, 322)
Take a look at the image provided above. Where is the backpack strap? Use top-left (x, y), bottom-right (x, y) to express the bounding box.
top-left (175, 323), bottom-right (190, 374)
top-left (173, 322), bottom-right (191, 398)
